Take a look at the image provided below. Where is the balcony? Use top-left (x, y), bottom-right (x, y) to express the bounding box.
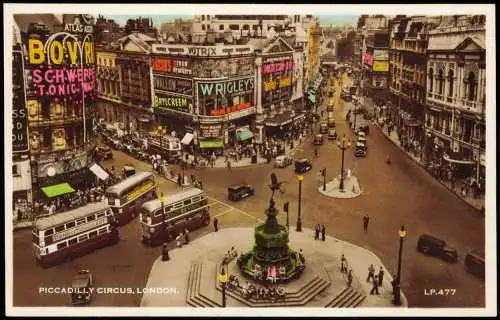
top-left (456, 98), bottom-right (485, 115)
top-left (28, 116), bottom-right (84, 128)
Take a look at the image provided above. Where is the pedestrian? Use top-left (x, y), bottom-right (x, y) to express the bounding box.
top-left (177, 174), bottom-right (182, 188)
top-left (370, 274), bottom-right (380, 295)
top-left (314, 224), bottom-right (320, 240)
top-left (16, 207), bottom-right (22, 221)
top-left (184, 229), bottom-right (190, 244)
top-left (176, 233), bottom-right (183, 248)
top-left (347, 269), bottom-right (353, 287)
top-left (340, 254), bottom-right (347, 273)
top-left (378, 266), bottom-right (384, 286)
top-left (227, 160), bottom-right (232, 171)
top-left (321, 224), bottom-right (326, 241)
top-left (367, 264), bottom-right (375, 282)
top-left (213, 217), bottom-right (219, 232)
top-left (162, 242), bottom-right (170, 261)
top-left (363, 214), bottom-right (369, 232)
top-left (314, 148), bottom-right (318, 158)
top-left (191, 173), bottom-right (196, 184)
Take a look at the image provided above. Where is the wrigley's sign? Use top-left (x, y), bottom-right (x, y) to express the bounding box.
top-left (198, 77), bottom-right (254, 97)
top-left (153, 44), bottom-right (253, 57)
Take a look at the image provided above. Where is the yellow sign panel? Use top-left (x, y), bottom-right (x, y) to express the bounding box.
top-left (127, 181), bottom-right (154, 201)
top-left (373, 61), bottom-right (389, 72)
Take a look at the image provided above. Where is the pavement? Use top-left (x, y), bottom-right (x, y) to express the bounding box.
top-left (141, 227), bottom-right (407, 308)
top-left (318, 175), bottom-right (362, 199)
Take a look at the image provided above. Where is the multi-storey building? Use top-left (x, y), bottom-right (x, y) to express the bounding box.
top-left (95, 15), bottom-right (124, 45)
top-left (14, 14), bottom-right (99, 200)
top-left (424, 15), bottom-right (486, 183)
top-left (388, 16), bottom-right (441, 147)
top-left (96, 46), bottom-right (121, 125)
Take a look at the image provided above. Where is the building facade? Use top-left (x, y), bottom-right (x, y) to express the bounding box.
top-left (14, 14), bottom-right (99, 200)
top-left (362, 31), bottom-right (390, 103)
top-left (96, 48), bottom-right (121, 125)
top-left (424, 15), bottom-right (486, 183)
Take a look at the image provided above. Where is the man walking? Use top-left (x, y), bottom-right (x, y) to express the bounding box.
top-left (315, 224), bottom-right (320, 240)
top-left (227, 159), bottom-right (232, 171)
top-left (321, 225), bottom-right (326, 241)
top-left (378, 266), bottom-right (384, 287)
top-left (213, 217), bottom-right (219, 232)
top-left (161, 242), bottom-right (170, 261)
top-left (367, 264), bottom-right (375, 282)
top-left (363, 214), bottom-right (370, 232)
top-left (340, 254), bottom-right (347, 273)
top-left (347, 269), bottom-right (353, 287)
top-left (370, 274), bottom-right (380, 295)
top-left (184, 229), bottom-right (190, 244)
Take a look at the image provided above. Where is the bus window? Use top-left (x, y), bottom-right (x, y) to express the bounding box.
top-left (68, 238), bottom-right (77, 246)
top-left (96, 212), bottom-right (105, 218)
top-left (57, 242), bottom-right (67, 250)
top-left (174, 203), bottom-right (182, 209)
top-left (192, 196), bottom-right (200, 202)
top-left (98, 227), bottom-right (108, 235)
top-left (78, 234), bottom-right (89, 242)
top-left (184, 199), bottom-right (192, 206)
top-left (66, 221), bottom-right (75, 229)
top-left (165, 206), bottom-right (172, 212)
top-left (76, 218), bottom-right (86, 226)
top-left (55, 225), bottom-right (65, 233)
top-left (87, 215), bottom-right (96, 222)
top-left (45, 229), bottom-right (54, 236)
top-left (154, 209), bottom-right (164, 218)
top-left (89, 231), bottom-right (97, 238)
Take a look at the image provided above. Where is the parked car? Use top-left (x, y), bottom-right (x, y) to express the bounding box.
top-left (94, 146), bottom-right (113, 160)
top-left (71, 270), bottom-right (93, 305)
top-left (227, 184), bottom-right (255, 201)
top-left (314, 134), bottom-right (324, 145)
top-left (327, 104), bottom-right (334, 112)
top-left (328, 129), bottom-right (337, 140)
top-left (275, 155), bottom-right (293, 168)
top-left (464, 251), bottom-right (485, 278)
top-left (417, 234), bottom-right (458, 263)
top-left (294, 159), bottom-right (312, 174)
top-left (327, 117), bottom-right (336, 128)
top-left (357, 135), bottom-right (367, 146)
top-left (319, 122), bottom-right (328, 134)
top-left (354, 142), bottom-right (367, 157)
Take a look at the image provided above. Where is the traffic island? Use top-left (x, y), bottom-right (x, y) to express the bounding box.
top-left (318, 175), bottom-right (362, 199)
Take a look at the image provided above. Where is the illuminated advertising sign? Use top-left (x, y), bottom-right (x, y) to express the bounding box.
top-left (12, 48), bottom-right (29, 153)
top-left (153, 75), bottom-right (192, 95)
top-left (154, 93), bottom-right (191, 112)
top-left (263, 76), bottom-right (292, 92)
top-left (198, 77), bottom-right (254, 97)
top-left (199, 124), bottom-right (223, 138)
top-left (152, 44), bottom-right (253, 57)
top-left (209, 101), bottom-right (252, 116)
top-left (127, 181), bottom-right (154, 201)
top-left (262, 60), bottom-right (294, 75)
top-left (152, 58), bottom-right (192, 76)
top-left (363, 53), bottom-right (373, 66)
top-left (24, 15), bottom-right (96, 99)
top-left (373, 61), bottom-right (389, 72)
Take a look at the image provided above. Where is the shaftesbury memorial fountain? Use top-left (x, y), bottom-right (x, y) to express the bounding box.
top-left (237, 173), bottom-right (305, 283)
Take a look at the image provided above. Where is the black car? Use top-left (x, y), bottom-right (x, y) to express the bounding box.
top-left (71, 270), bottom-right (93, 305)
top-left (294, 159), bottom-right (312, 174)
top-left (464, 251), bottom-right (485, 278)
top-left (417, 234), bottom-right (458, 263)
top-left (94, 146), bottom-right (113, 160)
top-left (228, 184), bottom-right (255, 201)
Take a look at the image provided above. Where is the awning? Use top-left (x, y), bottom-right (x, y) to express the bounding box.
top-left (443, 153), bottom-right (475, 165)
top-left (199, 140), bottom-right (224, 149)
top-left (236, 128), bottom-right (254, 141)
top-left (181, 132), bottom-right (194, 145)
top-left (265, 112), bottom-right (294, 127)
top-left (138, 117), bottom-right (151, 122)
top-left (293, 113), bottom-right (305, 121)
top-left (308, 94), bottom-right (316, 104)
top-left (41, 183), bottom-right (76, 198)
top-left (89, 163), bottom-right (110, 181)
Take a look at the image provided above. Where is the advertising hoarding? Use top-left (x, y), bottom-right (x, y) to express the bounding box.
top-left (153, 93), bottom-right (191, 113)
top-left (153, 75), bottom-right (193, 95)
top-left (12, 48), bottom-right (29, 153)
top-left (373, 49), bottom-right (389, 61)
top-left (363, 52), bottom-right (373, 66)
top-left (373, 61), bottom-right (389, 72)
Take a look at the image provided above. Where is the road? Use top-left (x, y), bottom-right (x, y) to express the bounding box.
top-left (13, 73), bottom-right (484, 308)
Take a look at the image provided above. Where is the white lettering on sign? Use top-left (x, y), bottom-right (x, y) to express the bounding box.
top-left (152, 45), bottom-right (253, 56)
top-left (198, 77), bottom-right (254, 97)
top-left (52, 217), bottom-right (108, 242)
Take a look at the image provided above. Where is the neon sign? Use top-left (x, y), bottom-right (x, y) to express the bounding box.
top-left (262, 60), bottom-right (294, 75)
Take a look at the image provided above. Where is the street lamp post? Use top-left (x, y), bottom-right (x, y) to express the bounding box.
top-left (393, 225), bottom-right (407, 306)
top-left (283, 202), bottom-right (290, 233)
top-left (322, 168), bottom-right (327, 191)
top-left (296, 175), bottom-right (303, 232)
top-left (336, 135), bottom-right (351, 192)
top-left (219, 267), bottom-right (228, 307)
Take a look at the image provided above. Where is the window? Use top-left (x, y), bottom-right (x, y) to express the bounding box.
top-left (45, 229), bottom-right (53, 236)
top-left (437, 69), bottom-right (444, 95)
top-left (192, 196), bottom-right (200, 202)
top-left (201, 15), bottom-right (205, 21)
top-left (66, 221), bottom-right (75, 229)
top-left (165, 206), bottom-right (172, 212)
top-left (96, 212), bottom-right (105, 218)
top-left (184, 199), bottom-right (192, 206)
top-left (87, 215), bottom-right (96, 222)
top-left (68, 238), bottom-right (77, 245)
top-left (202, 24), bottom-right (206, 31)
top-left (219, 24), bottom-right (224, 31)
top-left (447, 69), bottom-right (454, 97)
top-left (89, 231), bottom-right (98, 238)
top-left (465, 71), bottom-right (477, 101)
top-left (229, 24), bottom-right (240, 31)
top-left (428, 68), bottom-right (434, 93)
top-left (98, 226), bottom-right (108, 235)
top-left (55, 225), bottom-right (65, 232)
top-left (76, 218), bottom-right (86, 226)
top-left (13, 165), bottom-right (19, 176)
top-left (57, 242), bottom-right (67, 250)
top-left (78, 234), bottom-right (89, 242)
